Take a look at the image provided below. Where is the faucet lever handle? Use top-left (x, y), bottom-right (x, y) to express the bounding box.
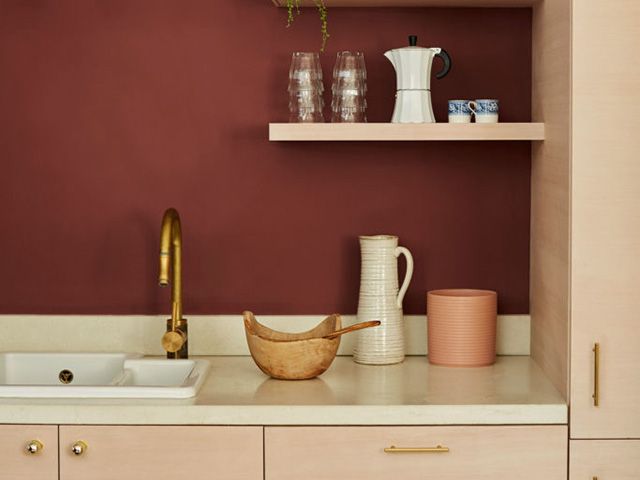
top-left (162, 329), bottom-right (187, 353)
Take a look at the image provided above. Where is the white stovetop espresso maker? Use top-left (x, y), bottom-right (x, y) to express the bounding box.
top-left (385, 35), bottom-right (451, 123)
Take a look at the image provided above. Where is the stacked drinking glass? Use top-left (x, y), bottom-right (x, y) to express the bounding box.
top-left (289, 52), bottom-right (325, 123)
top-left (331, 51), bottom-right (367, 123)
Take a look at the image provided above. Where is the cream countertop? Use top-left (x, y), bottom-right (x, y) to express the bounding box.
top-left (0, 356), bottom-right (566, 425)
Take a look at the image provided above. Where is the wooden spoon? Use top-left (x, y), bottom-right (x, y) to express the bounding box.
top-left (322, 320), bottom-right (381, 340)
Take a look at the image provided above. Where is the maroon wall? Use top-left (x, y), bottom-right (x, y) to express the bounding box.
top-left (0, 1), bottom-right (532, 315)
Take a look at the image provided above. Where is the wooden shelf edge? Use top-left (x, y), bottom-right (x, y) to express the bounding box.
top-left (269, 123), bottom-right (545, 141)
top-left (271, 1), bottom-right (539, 8)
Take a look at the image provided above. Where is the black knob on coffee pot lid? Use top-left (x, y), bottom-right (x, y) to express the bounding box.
top-left (408, 35), bottom-right (418, 46)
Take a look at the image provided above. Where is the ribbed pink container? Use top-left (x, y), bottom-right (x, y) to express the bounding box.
top-left (427, 289), bottom-right (497, 367)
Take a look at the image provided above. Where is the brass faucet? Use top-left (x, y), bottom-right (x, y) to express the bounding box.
top-left (158, 208), bottom-right (188, 359)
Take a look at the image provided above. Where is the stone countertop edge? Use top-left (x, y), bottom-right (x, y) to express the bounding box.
top-left (0, 356), bottom-right (567, 426)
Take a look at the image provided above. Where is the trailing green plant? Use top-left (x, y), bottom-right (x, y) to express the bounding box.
top-left (286, 0), bottom-right (330, 52)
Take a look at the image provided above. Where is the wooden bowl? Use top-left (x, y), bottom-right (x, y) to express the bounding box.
top-left (243, 311), bottom-right (342, 380)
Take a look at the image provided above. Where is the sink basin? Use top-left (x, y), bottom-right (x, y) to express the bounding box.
top-left (0, 353), bottom-right (209, 398)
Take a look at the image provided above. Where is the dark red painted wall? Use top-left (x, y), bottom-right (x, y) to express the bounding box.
top-left (0, 1), bottom-right (532, 315)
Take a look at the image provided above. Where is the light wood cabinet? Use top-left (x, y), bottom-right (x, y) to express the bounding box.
top-left (569, 0), bottom-right (640, 440)
top-left (58, 426), bottom-right (263, 480)
top-left (0, 424), bottom-right (574, 480)
top-left (0, 425), bottom-right (58, 480)
top-left (570, 440), bottom-right (640, 480)
top-left (265, 426), bottom-right (568, 480)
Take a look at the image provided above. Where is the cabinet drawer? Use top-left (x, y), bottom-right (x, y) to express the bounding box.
top-left (0, 425), bottom-right (58, 480)
top-left (59, 426), bottom-right (262, 480)
top-left (571, 440), bottom-right (640, 479)
top-left (266, 426), bottom-right (567, 480)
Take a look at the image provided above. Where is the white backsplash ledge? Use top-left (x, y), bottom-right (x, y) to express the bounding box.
top-left (0, 314), bottom-right (530, 356)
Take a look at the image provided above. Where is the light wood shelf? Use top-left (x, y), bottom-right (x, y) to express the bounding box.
top-left (271, 0), bottom-right (537, 7)
top-left (269, 123), bottom-right (545, 141)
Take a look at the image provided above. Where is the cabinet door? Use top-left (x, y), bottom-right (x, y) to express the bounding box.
top-left (59, 426), bottom-right (262, 480)
top-left (265, 426), bottom-right (567, 480)
top-left (570, 0), bottom-right (640, 438)
top-left (570, 440), bottom-right (640, 479)
top-left (0, 425), bottom-right (58, 480)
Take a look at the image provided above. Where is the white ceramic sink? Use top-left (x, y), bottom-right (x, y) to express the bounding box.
top-left (0, 353), bottom-right (209, 398)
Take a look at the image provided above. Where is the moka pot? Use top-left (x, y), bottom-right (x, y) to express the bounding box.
top-left (385, 35), bottom-right (451, 123)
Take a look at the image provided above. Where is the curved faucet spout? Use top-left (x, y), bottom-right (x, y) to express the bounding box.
top-left (158, 208), bottom-right (187, 358)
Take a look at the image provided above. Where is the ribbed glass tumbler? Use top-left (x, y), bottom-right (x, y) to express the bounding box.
top-left (331, 51), bottom-right (367, 123)
top-left (288, 52), bottom-right (325, 123)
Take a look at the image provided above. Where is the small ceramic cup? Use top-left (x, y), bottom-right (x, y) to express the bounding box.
top-left (468, 99), bottom-right (499, 123)
top-left (448, 99), bottom-right (472, 123)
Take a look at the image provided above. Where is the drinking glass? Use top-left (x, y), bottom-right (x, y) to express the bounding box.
top-left (288, 52), bottom-right (325, 123)
top-left (331, 51), bottom-right (367, 123)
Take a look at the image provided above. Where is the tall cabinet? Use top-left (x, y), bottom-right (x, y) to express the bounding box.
top-left (531, 0), bottom-right (640, 477)
top-left (569, 1), bottom-right (640, 475)
top-left (570, 0), bottom-right (640, 442)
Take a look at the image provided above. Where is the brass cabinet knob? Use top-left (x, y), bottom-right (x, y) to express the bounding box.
top-left (25, 440), bottom-right (44, 455)
top-left (162, 329), bottom-right (186, 353)
top-left (71, 441), bottom-right (88, 456)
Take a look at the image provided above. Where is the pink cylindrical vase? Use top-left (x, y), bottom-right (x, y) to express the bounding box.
top-left (427, 289), bottom-right (497, 367)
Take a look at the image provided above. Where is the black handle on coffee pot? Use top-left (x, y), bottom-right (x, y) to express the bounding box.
top-left (407, 36), bottom-right (451, 79)
top-left (435, 49), bottom-right (451, 79)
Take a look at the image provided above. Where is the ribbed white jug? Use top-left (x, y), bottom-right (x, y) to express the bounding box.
top-left (354, 235), bottom-right (414, 365)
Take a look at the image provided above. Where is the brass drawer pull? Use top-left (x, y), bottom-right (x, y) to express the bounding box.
top-left (384, 445), bottom-right (450, 453)
top-left (71, 441), bottom-right (88, 456)
top-left (593, 343), bottom-right (600, 407)
top-left (25, 440), bottom-right (44, 455)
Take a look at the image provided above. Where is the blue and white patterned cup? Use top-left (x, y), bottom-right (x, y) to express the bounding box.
top-left (448, 99), bottom-right (472, 123)
top-left (468, 99), bottom-right (499, 123)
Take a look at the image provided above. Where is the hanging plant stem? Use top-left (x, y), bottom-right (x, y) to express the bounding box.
top-left (286, 0), bottom-right (301, 27)
top-left (315, 0), bottom-right (330, 52)
top-left (285, 0), bottom-right (330, 52)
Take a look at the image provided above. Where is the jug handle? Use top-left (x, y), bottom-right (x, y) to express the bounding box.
top-left (395, 246), bottom-right (414, 308)
top-left (435, 49), bottom-right (451, 79)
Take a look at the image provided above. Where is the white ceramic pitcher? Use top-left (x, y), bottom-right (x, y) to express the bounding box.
top-left (354, 235), bottom-right (414, 365)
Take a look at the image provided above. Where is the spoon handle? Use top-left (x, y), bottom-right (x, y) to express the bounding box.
top-left (322, 320), bottom-right (381, 340)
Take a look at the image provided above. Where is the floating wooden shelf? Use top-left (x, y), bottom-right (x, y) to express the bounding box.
top-left (269, 123), bottom-right (545, 141)
top-left (271, 0), bottom-right (536, 7)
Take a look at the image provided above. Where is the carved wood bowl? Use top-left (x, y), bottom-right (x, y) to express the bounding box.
top-left (243, 311), bottom-right (342, 380)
